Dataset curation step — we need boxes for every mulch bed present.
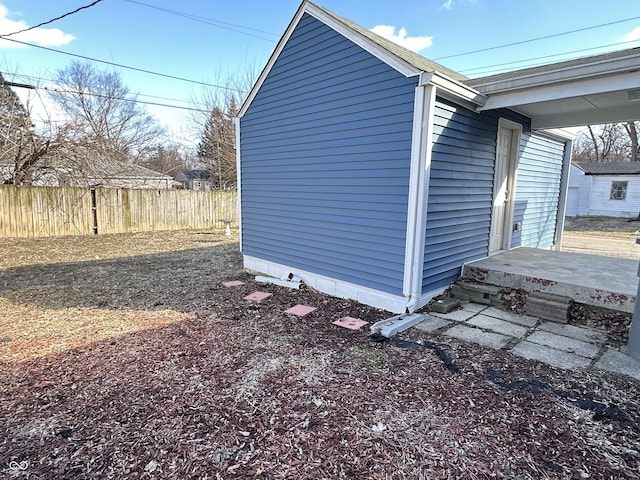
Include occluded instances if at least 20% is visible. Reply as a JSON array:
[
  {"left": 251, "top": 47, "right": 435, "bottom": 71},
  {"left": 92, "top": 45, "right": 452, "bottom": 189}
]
[{"left": 1, "top": 232, "right": 639, "bottom": 478}]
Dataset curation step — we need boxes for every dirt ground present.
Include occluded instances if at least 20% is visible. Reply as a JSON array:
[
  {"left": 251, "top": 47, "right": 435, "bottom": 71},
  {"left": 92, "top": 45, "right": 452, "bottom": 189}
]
[
  {"left": 1, "top": 228, "right": 639, "bottom": 479},
  {"left": 562, "top": 216, "right": 640, "bottom": 259}
]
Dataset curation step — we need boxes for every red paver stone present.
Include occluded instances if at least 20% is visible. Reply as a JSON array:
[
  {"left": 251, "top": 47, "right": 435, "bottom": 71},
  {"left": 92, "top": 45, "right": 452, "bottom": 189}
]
[
  {"left": 223, "top": 280, "right": 246, "bottom": 287},
  {"left": 284, "top": 304, "right": 317, "bottom": 316},
  {"left": 243, "top": 291, "right": 272, "bottom": 301},
  {"left": 333, "top": 316, "right": 368, "bottom": 330}
]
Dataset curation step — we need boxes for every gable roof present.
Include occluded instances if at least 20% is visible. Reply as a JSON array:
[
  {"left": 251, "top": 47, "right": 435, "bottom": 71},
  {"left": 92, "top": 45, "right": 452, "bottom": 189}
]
[
  {"left": 574, "top": 161, "right": 640, "bottom": 175},
  {"left": 310, "top": 3, "right": 467, "bottom": 83},
  {"left": 238, "top": 1, "right": 484, "bottom": 118}
]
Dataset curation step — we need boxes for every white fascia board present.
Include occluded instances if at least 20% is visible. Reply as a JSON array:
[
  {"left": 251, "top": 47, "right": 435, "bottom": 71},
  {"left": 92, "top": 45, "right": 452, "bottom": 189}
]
[
  {"left": 421, "top": 72, "right": 487, "bottom": 107},
  {"left": 304, "top": 3, "right": 422, "bottom": 78},
  {"left": 532, "top": 103, "right": 640, "bottom": 130},
  {"left": 472, "top": 52, "right": 640, "bottom": 94},
  {"left": 478, "top": 70, "right": 640, "bottom": 111},
  {"left": 244, "top": 255, "right": 409, "bottom": 313},
  {"left": 534, "top": 128, "right": 578, "bottom": 141}
]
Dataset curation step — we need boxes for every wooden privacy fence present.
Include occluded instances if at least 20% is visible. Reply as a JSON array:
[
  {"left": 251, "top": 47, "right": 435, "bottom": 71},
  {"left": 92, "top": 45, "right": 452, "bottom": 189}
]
[{"left": 0, "top": 185, "right": 238, "bottom": 238}]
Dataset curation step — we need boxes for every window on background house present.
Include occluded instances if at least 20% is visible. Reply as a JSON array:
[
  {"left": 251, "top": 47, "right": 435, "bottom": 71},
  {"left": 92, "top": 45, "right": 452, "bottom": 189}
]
[{"left": 610, "top": 181, "right": 628, "bottom": 200}]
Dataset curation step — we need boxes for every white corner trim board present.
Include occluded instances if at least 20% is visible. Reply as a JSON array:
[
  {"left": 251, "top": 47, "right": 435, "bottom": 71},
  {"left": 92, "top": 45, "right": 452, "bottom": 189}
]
[{"left": 244, "top": 256, "right": 413, "bottom": 314}]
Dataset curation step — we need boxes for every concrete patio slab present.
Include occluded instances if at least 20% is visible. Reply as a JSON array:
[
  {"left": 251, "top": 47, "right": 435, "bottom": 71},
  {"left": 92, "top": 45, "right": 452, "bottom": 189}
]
[
  {"left": 444, "top": 324, "right": 511, "bottom": 350},
  {"left": 511, "top": 341, "right": 592, "bottom": 369},
  {"left": 481, "top": 307, "right": 538, "bottom": 327},
  {"left": 414, "top": 315, "right": 452, "bottom": 333},
  {"left": 431, "top": 308, "right": 478, "bottom": 322},
  {"left": 538, "top": 322, "right": 608, "bottom": 344},
  {"left": 526, "top": 331, "right": 601, "bottom": 359},
  {"left": 467, "top": 314, "right": 529, "bottom": 338},
  {"left": 462, "top": 247, "right": 636, "bottom": 313},
  {"left": 596, "top": 349, "right": 640, "bottom": 381},
  {"left": 459, "top": 302, "right": 488, "bottom": 314}
]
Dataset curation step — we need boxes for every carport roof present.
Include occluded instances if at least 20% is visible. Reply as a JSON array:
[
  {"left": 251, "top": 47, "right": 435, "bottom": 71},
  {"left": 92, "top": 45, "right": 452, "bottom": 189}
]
[{"left": 467, "top": 47, "right": 640, "bottom": 129}]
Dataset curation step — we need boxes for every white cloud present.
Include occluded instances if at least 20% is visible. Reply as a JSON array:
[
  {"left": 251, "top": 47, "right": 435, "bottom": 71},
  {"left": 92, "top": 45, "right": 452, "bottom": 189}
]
[
  {"left": 370, "top": 25, "right": 433, "bottom": 52},
  {"left": 440, "top": 0, "right": 477, "bottom": 10},
  {"left": 623, "top": 26, "right": 640, "bottom": 43},
  {"left": 0, "top": 4, "right": 74, "bottom": 49}
]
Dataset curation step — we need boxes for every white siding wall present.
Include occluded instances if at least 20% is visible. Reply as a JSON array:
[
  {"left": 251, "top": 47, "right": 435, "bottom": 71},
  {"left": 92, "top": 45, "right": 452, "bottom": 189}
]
[
  {"left": 567, "top": 165, "right": 591, "bottom": 216},
  {"left": 588, "top": 175, "right": 640, "bottom": 217}
]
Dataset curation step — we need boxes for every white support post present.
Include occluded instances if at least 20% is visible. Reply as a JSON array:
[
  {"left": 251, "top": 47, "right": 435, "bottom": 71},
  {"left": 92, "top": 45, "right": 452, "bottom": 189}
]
[{"left": 403, "top": 83, "right": 436, "bottom": 311}]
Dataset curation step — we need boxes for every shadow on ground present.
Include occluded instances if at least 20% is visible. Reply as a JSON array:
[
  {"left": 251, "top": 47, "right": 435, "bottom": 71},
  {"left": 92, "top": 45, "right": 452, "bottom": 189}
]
[{"left": 0, "top": 243, "right": 243, "bottom": 313}]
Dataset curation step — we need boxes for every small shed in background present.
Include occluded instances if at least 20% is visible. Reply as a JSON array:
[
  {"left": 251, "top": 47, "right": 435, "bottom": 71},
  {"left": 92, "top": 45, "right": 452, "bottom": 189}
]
[{"left": 568, "top": 162, "right": 640, "bottom": 218}]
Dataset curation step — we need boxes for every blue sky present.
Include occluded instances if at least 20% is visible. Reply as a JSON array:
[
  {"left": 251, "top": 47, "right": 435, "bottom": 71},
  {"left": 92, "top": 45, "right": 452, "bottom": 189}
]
[{"left": 2, "top": 0, "right": 640, "bottom": 147}]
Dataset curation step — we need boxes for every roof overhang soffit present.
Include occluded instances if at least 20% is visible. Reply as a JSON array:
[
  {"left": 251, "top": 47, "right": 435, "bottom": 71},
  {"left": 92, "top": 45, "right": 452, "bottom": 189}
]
[
  {"left": 471, "top": 51, "right": 640, "bottom": 129},
  {"left": 476, "top": 70, "right": 640, "bottom": 111}
]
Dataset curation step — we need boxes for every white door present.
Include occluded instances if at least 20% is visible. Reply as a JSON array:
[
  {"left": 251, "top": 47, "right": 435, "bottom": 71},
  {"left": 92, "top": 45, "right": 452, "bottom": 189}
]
[{"left": 489, "top": 127, "right": 515, "bottom": 254}]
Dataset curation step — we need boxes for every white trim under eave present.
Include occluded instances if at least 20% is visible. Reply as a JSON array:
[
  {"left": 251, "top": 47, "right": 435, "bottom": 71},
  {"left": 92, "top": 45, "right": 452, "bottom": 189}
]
[
  {"left": 243, "top": 255, "right": 410, "bottom": 314},
  {"left": 470, "top": 50, "right": 640, "bottom": 95},
  {"left": 477, "top": 70, "right": 640, "bottom": 112},
  {"left": 421, "top": 72, "right": 487, "bottom": 108}
]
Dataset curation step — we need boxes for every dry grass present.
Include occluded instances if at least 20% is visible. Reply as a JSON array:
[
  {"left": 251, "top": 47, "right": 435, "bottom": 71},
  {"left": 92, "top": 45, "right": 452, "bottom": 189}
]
[{"left": 0, "top": 229, "right": 241, "bottom": 363}]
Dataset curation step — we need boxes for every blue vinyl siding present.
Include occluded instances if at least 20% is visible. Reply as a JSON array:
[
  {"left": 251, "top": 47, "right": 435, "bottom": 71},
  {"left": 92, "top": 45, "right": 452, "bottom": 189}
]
[
  {"left": 422, "top": 99, "right": 499, "bottom": 293},
  {"left": 511, "top": 133, "right": 566, "bottom": 249},
  {"left": 240, "top": 13, "right": 417, "bottom": 295}
]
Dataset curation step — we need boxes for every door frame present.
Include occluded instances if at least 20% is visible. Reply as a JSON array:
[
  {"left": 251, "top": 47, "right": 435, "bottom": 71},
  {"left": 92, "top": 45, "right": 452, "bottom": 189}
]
[{"left": 490, "top": 118, "right": 522, "bottom": 254}]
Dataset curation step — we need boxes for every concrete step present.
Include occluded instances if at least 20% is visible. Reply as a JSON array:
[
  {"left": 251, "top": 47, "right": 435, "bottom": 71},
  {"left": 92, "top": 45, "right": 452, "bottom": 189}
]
[
  {"left": 450, "top": 280, "right": 503, "bottom": 306},
  {"left": 525, "top": 292, "right": 572, "bottom": 324}
]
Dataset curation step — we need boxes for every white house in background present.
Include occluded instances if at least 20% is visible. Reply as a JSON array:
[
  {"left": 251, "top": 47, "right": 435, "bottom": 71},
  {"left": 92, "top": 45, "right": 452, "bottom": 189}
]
[{"left": 567, "top": 162, "right": 640, "bottom": 218}]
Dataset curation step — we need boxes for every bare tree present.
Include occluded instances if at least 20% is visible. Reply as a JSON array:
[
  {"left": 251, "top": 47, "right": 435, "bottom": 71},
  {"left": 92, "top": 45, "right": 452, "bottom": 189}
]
[
  {"left": 624, "top": 121, "right": 639, "bottom": 162},
  {"left": 573, "top": 123, "right": 634, "bottom": 163},
  {"left": 189, "top": 66, "right": 257, "bottom": 189},
  {"left": 139, "top": 144, "right": 192, "bottom": 176},
  {"left": 0, "top": 73, "right": 79, "bottom": 185},
  {"left": 48, "top": 61, "right": 165, "bottom": 163}
]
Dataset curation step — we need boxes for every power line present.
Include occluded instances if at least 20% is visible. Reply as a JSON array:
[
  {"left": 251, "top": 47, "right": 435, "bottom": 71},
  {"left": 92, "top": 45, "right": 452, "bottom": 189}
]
[
  {"left": 124, "top": 0, "right": 278, "bottom": 42},
  {"left": 0, "top": 37, "right": 249, "bottom": 94},
  {"left": 0, "top": 0, "right": 104, "bottom": 38},
  {"left": 7, "top": 72, "right": 207, "bottom": 108},
  {"left": 37, "top": 85, "right": 210, "bottom": 113},
  {"left": 433, "top": 14, "right": 640, "bottom": 61}
]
